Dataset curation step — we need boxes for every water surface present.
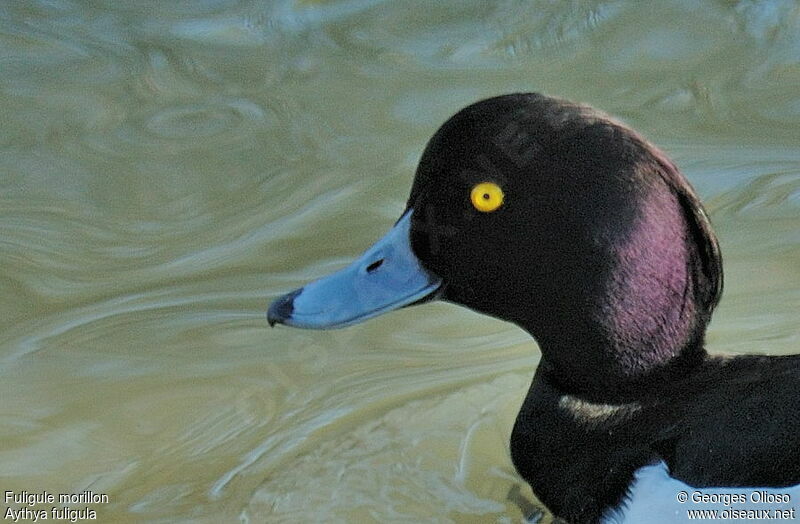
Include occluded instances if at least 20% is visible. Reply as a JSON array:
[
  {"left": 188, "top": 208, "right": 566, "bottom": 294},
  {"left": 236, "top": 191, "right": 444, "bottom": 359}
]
[{"left": 1, "top": 1, "right": 799, "bottom": 522}]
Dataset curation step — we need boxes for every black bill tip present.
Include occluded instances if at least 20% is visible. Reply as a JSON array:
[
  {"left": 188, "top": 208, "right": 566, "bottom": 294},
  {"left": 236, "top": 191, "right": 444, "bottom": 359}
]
[{"left": 267, "top": 288, "right": 302, "bottom": 327}]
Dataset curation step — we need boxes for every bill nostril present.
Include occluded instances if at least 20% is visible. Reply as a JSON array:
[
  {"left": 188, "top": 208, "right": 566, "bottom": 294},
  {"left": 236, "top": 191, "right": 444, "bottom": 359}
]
[{"left": 366, "top": 259, "right": 384, "bottom": 273}]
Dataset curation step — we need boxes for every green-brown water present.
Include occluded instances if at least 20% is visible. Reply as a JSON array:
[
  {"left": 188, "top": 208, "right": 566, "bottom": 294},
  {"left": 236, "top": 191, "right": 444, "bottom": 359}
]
[{"left": 1, "top": 1, "right": 798, "bottom": 522}]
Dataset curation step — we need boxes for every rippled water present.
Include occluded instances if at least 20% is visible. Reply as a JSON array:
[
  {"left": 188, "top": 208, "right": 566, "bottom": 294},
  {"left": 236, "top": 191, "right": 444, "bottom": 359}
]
[{"left": 1, "top": 1, "right": 798, "bottom": 522}]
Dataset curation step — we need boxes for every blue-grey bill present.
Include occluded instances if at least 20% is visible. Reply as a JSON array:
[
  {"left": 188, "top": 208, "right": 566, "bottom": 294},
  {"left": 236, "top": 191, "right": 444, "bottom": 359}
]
[{"left": 268, "top": 210, "right": 442, "bottom": 329}]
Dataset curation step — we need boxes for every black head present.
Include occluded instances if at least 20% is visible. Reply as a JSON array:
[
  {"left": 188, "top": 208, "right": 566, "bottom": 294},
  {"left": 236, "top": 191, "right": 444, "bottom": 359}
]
[
  {"left": 269, "top": 93, "right": 723, "bottom": 399},
  {"left": 405, "top": 93, "right": 722, "bottom": 396}
]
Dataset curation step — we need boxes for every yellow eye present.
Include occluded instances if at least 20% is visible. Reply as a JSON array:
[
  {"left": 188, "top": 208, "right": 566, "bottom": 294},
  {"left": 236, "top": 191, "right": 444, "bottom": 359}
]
[{"left": 470, "top": 182, "right": 504, "bottom": 213}]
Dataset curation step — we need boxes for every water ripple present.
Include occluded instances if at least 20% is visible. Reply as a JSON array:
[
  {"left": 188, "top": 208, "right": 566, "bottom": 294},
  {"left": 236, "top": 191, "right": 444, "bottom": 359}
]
[
  {"left": 87, "top": 97, "right": 273, "bottom": 157},
  {"left": 145, "top": 100, "right": 265, "bottom": 139},
  {"left": 241, "top": 373, "right": 531, "bottom": 523}
]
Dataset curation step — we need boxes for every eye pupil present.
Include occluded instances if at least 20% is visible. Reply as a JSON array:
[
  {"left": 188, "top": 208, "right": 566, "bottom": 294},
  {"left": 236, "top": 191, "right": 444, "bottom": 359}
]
[{"left": 483, "top": 193, "right": 490, "bottom": 200}]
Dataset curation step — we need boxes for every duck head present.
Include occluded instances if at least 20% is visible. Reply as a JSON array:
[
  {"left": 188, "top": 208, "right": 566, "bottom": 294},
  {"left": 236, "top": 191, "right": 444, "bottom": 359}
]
[{"left": 268, "top": 93, "right": 722, "bottom": 399}]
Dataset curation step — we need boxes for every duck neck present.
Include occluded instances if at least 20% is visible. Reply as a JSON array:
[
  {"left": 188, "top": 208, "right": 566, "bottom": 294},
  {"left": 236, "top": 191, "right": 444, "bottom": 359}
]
[
  {"left": 525, "top": 173, "right": 711, "bottom": 401},
  {"left": 535, "top": 337, "right": 708, "bottom": 402},
  {"left": 524, "top": 282, "right": 709, "bottom": 402}
]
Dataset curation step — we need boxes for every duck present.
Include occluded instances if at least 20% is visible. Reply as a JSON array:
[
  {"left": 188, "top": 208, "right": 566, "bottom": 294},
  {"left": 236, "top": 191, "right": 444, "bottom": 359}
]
[{"left": 267, "top": 93, "right": 800, "bottom": 523}]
